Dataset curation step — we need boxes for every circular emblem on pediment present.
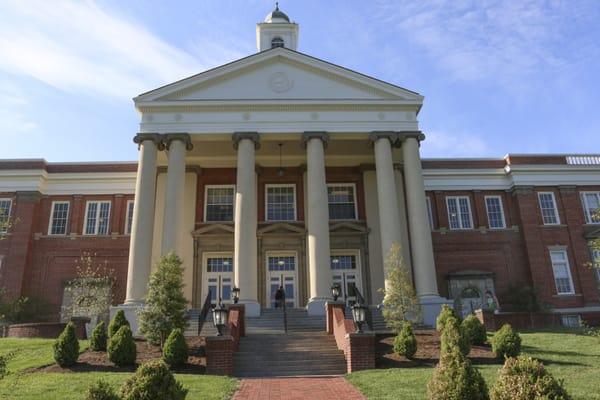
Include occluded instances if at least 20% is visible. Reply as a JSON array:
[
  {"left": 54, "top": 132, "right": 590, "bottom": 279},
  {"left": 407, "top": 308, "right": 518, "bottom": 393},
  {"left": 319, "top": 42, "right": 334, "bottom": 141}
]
[{"left": 269, "top": 71, "right": 293, "bottom": 93}]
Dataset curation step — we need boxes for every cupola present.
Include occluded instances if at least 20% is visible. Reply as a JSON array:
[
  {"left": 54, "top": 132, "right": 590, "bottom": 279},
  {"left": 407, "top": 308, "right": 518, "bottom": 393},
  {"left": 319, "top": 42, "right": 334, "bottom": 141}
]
[{"left": 256, "top": 3, "right": 299, "bottom": 52}]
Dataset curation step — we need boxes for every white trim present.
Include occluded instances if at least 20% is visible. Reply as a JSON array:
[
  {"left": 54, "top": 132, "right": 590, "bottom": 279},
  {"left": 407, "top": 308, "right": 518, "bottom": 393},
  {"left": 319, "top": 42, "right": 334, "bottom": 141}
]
[
  {"left": 446, "top": 196, "right": 473, "bottom": 230},
  {"left": 327, "top": 183, "right": 359, "bottom": 221},
  {"left": 549, "top": 248, "right": 575, "bottom": 295},
  {"left": 330, "top": 249, "right": 363, "bottom": 305},
  {"left": 204, "top": 184, "right": 235, "bottom": 223},
  {"left": 580, "top": 191, "right": 600, "bottom": 224},
  {"left": 265, "top": 183, "right": 297, "bottom": 222},
  {"left": 538, "top": 192, "right": 561, "bottom": 225},
  {"left": 484, "top": 195, "right": 506, "bottom": 229},
  {"left": 124, "top": 199, "right": 135, "bottom": 235},
  {"left": 265, "top": 250, "right": 299, "bottom": 308},
  {"left": 0, "top": 198, "right": 13, "bottom": 234},
  {"left": 202, "top": 251, "right": 235, "bottom": 304},
  {"left": 82, "top": 200, "right": 112, "bottom": 236},
  {"left": 48, "top": 201, "right": 70, "bottom": 235},
  {"left": 425, "top": 197, "right": 434, "bottom": 230}
]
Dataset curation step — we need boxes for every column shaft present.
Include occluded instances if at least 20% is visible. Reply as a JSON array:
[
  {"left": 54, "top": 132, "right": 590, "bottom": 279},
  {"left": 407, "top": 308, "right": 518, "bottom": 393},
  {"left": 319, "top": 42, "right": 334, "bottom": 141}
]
[{"left": 161, "top": 138, "right": 187, "bottom": 255}]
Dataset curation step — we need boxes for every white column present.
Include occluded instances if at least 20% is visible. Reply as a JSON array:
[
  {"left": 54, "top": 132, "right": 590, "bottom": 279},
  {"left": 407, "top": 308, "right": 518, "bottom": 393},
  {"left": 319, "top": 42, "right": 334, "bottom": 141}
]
[
  {"left": 303, "top": 132, "right": 331, "bottom": 315},
  {"left": 233, "top": 132, "right": 260, "bottom": 317},
  {"left": 371, "top": 132, "right": 404, "bottom": 288},
  {"left": 161, "top": 134, "right": 192, "bottom": 255},
  {"left": 124, "top": 134, "right": 161, "bottom": 304}
]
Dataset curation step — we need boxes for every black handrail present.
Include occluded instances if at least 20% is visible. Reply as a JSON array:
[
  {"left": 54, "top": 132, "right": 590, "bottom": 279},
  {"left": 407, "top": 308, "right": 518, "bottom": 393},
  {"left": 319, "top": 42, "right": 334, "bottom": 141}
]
[
  {"left": 197, "top": 292, "right": 212, "bottom": 335},
  {"left": 282, "top": 289, "right": 288, "bottom": 334},
  {"left": 353, "top": 287, "right": 373, "bottom": 331}
]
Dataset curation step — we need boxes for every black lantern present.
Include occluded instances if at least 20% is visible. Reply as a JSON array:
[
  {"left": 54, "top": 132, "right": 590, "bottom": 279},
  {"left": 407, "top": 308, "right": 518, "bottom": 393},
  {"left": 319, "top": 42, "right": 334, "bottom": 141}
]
[
  {"left": 331, "top": 283, "right": 341, "bottom": 301},
  {"left": 212, "top": 300, "right": 229, "bottom": 336},
  {"left": 232, "top": 287, "right": 240, "bottom": 304},
  {"left": 351, "top": 302, "right": 368, "bottom": 333}
]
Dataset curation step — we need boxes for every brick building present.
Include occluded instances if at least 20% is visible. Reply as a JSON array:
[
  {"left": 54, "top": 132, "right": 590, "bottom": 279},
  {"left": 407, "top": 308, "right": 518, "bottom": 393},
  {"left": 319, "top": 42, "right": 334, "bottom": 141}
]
[{"left": 1, "top": 6, "right": 599, "bottom": 327}]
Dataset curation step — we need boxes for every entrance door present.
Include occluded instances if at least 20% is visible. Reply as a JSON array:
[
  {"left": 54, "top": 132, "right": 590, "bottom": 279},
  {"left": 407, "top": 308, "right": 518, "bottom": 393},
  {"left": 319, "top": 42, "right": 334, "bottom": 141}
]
[
  {"left": 203, "top": 254, "right": 234, "bottom": 306},
  {"left": 331, "top": 252, "right": 362, "bottom": 306},
  {"left": 266, "top": 253, "right": 297, "bottom": 308}
]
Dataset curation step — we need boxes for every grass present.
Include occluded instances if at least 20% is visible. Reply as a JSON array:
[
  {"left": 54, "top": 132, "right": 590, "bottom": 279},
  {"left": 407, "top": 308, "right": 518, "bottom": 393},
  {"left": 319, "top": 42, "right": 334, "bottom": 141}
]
[
  {"left": 0, "top": 338, "right": 238, "bottom": 400},
  {"left": 347, "top": 329, "right": 600, "bottom": 400}
]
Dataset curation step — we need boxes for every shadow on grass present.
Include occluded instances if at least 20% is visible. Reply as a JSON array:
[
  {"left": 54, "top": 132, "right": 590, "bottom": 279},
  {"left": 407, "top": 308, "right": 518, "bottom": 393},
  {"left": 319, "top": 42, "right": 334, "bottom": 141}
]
[{"left": 522, "top": 345, "right": 597, "bottom": 359}]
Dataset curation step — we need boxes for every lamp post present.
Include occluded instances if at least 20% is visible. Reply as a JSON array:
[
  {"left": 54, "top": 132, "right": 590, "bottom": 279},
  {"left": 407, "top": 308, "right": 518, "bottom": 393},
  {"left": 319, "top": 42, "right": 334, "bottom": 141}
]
[
  {"left": 351, "top": 302, "right": 368, "bottom": 333},
  {"left": 212, "top": 299, "right": 229, "bottom": 336},
  {"left": 232, "top": 287, "right": 240, "bottom": 304},
  {"left": 331, "top": 283, "right": 341, "bottom": 301}
]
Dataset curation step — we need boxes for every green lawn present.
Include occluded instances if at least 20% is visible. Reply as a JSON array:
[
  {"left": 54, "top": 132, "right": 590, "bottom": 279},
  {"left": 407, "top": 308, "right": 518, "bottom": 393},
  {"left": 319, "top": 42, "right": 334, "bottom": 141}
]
[
  {"left": 0, "top": 338, "right": 238, "bottom": 400},
  {"left": 347, "top": 330, "right": 600, "bottom": 400}
]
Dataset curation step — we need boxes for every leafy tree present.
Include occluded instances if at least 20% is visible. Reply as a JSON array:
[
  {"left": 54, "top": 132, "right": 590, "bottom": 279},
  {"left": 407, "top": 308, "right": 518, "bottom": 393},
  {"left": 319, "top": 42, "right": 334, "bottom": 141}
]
[
  {"left": 108, "top": 309, "right": 130, "bottom": 338},
  {"left": 394, "top": 321, "right": 417, "bottom": 359},
  {"left": 588, "top": 210, "right": 600, "bottom": 270},
  {"left": 108, "top": 325, "right": 136, "bottom": 366},
  {"left": 120, "top": 360, "right": 188, "bottom": 400},
  {"left": 491, "top": 324, "right": 521, "bottom": 359},
  {"left": 381, "top": 243, "right": 421, "bottom": 331},
  {"left": 90, "top": 321, "right": 108, "bottom": 351},
  {"left": 163, "top": 328, "right": 188, "bottom": 367},
  {"left": 0, "top": 288, "right": 49, "bottom": 323},
  {"left": 53, "top": 322, "right": 80, "bottom": 367},
  {"left": 462, "top": 314, "right": 487, "bottom": 345},
  {"left": 138, "top": 253, "right": 188, "bottom": 347},
  {"left": 441, "top": 315, "right": 471, "bottom": 357},
  {"left": 437, "top": 304, "right": 460, "bottom": 332}
]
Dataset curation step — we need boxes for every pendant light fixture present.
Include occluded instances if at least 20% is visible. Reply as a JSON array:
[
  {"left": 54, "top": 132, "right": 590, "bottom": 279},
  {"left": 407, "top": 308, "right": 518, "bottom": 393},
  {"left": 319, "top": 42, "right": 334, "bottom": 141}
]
[{"left": 277, "top": 143, "right": 285, "bottom": 177}]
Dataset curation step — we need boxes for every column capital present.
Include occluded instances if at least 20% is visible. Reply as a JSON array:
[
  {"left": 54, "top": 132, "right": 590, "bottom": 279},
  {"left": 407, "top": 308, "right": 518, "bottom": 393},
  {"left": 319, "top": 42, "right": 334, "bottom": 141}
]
[
  {"left": 164, "top": 133, "right": 193, "bottom": 151},
  {"left": 301, "top": 131, "right": 329, "bottom": 149},
  {"left": 133, "top": 133, "right": 165, "bottom": 150},
  {"left": 369, "top": 131, "right": 396, "bottom": 146},
  {"left": 232, "top": 132, "right": 260, "bottom": 150},
  {"left": 396, "top": 130, "right": 426, "bottom": 144}
]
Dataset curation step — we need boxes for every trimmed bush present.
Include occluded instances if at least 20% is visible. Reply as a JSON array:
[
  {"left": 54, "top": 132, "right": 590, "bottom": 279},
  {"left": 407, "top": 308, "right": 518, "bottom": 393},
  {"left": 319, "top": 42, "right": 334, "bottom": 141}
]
[
  {"left": 394, "top": 322, "right": 417, "bottom": 359},
  {"left": 441, "top": 316, "right": 471, "bottom": 357},
  {"left": 90, "top": 321, "right": 108, "bottom": 351},
  {"left": 163, "top": 328, "right": 188, "bottom": 367},
  {"left": 462, "top": 314, "right": 487, "bottom": 345},
  {"left": 53, "top": 322, "right": 79, "bottom": 367},
  {"left": 108, "top": 310, "right": 130, "bottom": 338},
  {"left": 108, "top": 325, "right": 137, "bottom": 366},
  {"left": 436, "top": 304, "right": 460, "bottom": 332},
  {"left": 85, "top": 379, "right": 119, "bottom": 400},
  {"left": 490, "top": 356, "right": 571, "bottom": 400},
  {"left": 120, "top": 360, "right": 188, "bottom": 400},
  {"left": 428, "top": 344, "right": 489, "bottom": 400},
  {"left": 491, "top": 324, "right": 521, "bottom": 359}
]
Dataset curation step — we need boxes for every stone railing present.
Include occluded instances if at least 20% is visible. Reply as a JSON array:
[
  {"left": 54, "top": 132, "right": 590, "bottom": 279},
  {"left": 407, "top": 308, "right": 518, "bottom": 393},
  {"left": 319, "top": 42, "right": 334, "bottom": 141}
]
[
  {"left": 205, "top": 304, "right": 245, "bottom": 376},
  {"left": 565, "top": 155, "right": 600, "bottom": 165}
]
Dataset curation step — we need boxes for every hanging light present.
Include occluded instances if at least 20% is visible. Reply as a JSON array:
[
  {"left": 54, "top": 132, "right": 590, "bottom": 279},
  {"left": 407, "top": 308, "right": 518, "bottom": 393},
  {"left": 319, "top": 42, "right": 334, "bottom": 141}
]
[
  {"left": 212, "top": 298, "right": 229, "bottom": 336},
  {"left": 277, "top": 143, "right": 284, "bottom": 177},
  {"left": 331, "top": 283, "right": 341, "bottom": 301},
  {"left": 351, "top": 302, "right": 368, "bottom": 333},
  {"left": 232, "top": 287, "right": 240, "bottom": 304}
]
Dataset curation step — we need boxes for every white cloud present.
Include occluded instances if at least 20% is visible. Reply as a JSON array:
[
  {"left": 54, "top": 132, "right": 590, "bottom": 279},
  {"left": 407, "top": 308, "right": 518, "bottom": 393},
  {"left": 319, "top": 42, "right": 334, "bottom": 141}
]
[
  {"left": 421, "top": 130, "right": 490, "bottom": 157},
  {"left": 0, "top": 81, "right": 39, "bottom": 133}
]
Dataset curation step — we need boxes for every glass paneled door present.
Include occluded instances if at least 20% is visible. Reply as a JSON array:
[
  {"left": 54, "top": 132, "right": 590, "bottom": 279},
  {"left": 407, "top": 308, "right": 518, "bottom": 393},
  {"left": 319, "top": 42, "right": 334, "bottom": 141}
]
[
  {"left": 266, "top": 253, "right": 297, "bottom": 308},
  {"left": 331, "top": 252, "right": 362, "bottom": 306},
  {"left": 203, "top": 254, "right": 234, "bottom": 306}
]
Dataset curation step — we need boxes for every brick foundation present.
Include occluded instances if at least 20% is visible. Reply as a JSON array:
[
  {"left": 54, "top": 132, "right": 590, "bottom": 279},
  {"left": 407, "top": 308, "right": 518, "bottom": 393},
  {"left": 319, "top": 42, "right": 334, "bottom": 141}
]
[{"left": 205, "top": 335, "right": 234, "bottom": 375}]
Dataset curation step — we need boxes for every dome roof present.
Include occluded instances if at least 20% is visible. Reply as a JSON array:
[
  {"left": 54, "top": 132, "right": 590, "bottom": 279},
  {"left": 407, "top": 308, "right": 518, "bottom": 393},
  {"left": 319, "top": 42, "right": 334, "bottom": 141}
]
[{"left": 264, "top": 3, "right": 290, "bottom": 23}]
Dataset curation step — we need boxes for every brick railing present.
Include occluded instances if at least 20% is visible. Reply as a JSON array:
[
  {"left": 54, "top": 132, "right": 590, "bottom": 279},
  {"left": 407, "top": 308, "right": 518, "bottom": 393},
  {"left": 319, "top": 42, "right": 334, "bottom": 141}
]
[
  {"left": 205, "top": 304, "right": 245, "bottom": 375},
  {"left": 326, "top": 301, "right": 375, "bottom": 373}
]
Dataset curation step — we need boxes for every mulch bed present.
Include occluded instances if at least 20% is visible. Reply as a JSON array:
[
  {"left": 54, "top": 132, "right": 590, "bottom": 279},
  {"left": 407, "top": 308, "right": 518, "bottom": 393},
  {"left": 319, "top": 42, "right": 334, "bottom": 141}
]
[
  {"left": 376, "top": 330, "right": 498, "bottom": 368},
  {"left": 37, "top": 337, "right": 206, "bottom": 374}
]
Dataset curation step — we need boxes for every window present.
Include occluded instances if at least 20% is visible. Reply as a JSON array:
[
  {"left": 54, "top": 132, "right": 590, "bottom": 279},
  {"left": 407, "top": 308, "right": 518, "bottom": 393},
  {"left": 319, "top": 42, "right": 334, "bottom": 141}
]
[
  {"left": 206, "top": 257, "right": 233, "bottom": 272},
  {"left": 271, "top": 36, "right": 284, "bottom": 48},
  {"left": 327, "top": 184, "right": 357, "bottom": 220},
  {"left": 0, "top": 198, "right": 12, "bottom": 234},
  {"left": 446, "top": 196, "right": 473, "bottom": 230},
  {"left": 561, "top": 315, "right": 581, "bottom": 328},
  {"left": 549, "top": 249, "right": 574, "bottom": 295},
  {"left": 125, "top": 200, "right": 134, "bottom": 234},
  {"left": 83, "top": 201, "right": 111, "bottom": 235},
  {"left": 205, "top": 186, "right": 235, "bottom": 222},
  {"left": 538, "top": 192, "right": 560, "bottom": 225},
  {"left": 485, "top": 196, "right": 506, "bottom": 229},
  {"left": 581, "top": 192, "right": 600, "bottom": 224},
  {"left": 330, "top": 254, "right": 357, "bottom": 270},
  {"left": 266, "top": 185, "right": 296, "bottom": 221},
  {"left": 48, "top": 201, "right": 70, "bottom": 235},
  {"left": 268, "top": 256, "right": 296, "bottom": 271},
  {"left": 426, "top": 197, "right": 434, "bottom": 230}
]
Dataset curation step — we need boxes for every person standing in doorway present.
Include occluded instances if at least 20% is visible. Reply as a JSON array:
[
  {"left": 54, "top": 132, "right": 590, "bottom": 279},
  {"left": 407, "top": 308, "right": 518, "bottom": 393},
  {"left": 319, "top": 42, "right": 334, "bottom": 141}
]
[{"left": 275, "top": 285, "right": 285, "bottom": 308}]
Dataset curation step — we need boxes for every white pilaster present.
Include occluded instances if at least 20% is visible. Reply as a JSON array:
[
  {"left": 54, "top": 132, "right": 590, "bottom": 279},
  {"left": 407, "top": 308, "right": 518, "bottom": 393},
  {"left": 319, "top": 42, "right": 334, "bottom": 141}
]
[
  {"left": 303, "top": 132, "right": 331, "bottom": 315},
  {"left": 233, "top": 132, "right": 260, "bottom": 317}
]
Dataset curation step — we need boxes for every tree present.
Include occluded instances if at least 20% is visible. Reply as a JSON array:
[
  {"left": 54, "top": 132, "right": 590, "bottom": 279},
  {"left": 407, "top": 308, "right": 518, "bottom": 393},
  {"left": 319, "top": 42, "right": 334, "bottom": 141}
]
[
  {"left": 588, "top": 210, "right": 599, "bottom": 270},
  {"left": 53, "top": 322, "right": 80, "bottom": 367},
  {"left": 138, "top": 253, "right": 188, "bottom": 347},
  {"left": 108, "top": 309, "right": 130, "bottom": 338},
  {"left": 381, "top": 243, "right": 421, "bottom": 331}
]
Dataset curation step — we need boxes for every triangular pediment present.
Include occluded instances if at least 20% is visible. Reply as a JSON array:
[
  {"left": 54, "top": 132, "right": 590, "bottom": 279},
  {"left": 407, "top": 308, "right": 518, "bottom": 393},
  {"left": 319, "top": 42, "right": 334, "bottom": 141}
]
[
  {"left": 192, "top": 223, "right": 235, "bottom": 236},
  {"left": 257, "top": 222, "right": 306, "bottom": 235},
  {"left": 135, "top": 48, "right": 422, "bottom": 104},
  {"left": 329, "top": 221, "right": 369, "bottom": 234}
]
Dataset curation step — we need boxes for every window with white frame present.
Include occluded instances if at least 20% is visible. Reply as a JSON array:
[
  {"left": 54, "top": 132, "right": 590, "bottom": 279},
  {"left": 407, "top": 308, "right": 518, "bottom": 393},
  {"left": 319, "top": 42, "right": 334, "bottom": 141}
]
[
  {"left": 446, "top": 196, "right": 473, "bottom": 230},
  {"left": 83, "top": 201, "right": 111, "bottom": 235},
  {"left": 538, "top": 192, "right": 560, "bottom": 225},
  {"left": 0, "top": 198, "right": 12, "bottom": 234},
  {"left": 549, "top": 249, "right": 574, "bottom": 295},
  {"left": 205, "top": 186, "right": 235, "bottom": 222},
  {"left": 48, "top": 201, "right": 70, "bottom": 235},
  {"left": 426, "top": 197, "right": 434, "bottom": 230},
  {"left": 561, "top": 314, "right": 581, "bottom": 328},
  {"left": 125, "top": 200, "right": 134, "bottom": 234},
  {"left": 266, "top": 185, "right": 296, "bottom": 221},
  {"left": 485, "top": 196, "right": 506, "bottom": 229},
  {"left": 327, "top": 184, "right": 357, "bottom": 220},
  {"left": 581, "top": 192, "right": 600, "bottom": 224}
]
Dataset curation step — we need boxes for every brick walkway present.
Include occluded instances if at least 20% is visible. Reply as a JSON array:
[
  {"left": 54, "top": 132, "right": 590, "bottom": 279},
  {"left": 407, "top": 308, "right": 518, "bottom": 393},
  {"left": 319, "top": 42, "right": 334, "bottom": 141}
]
[{"left": 232, "top": 377, "right": 366, "bottom": 400}]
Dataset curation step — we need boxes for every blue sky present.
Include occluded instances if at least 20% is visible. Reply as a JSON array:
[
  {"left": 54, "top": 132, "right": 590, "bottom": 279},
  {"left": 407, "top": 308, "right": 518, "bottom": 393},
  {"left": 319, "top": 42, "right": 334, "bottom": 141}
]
[{"left": 1, "top": 0, "right": 599, "bottom": 162}]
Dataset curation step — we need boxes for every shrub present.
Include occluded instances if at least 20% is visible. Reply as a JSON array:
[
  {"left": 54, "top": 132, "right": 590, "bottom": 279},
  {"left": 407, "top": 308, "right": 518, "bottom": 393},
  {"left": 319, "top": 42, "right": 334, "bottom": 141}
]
[
  {"left": 0, "top": 355, "right": 6, "bottom": 380},
  {"left": 428, "top": 345, "right": 489, "bottom": 400},
  {"left": 490, "top": 356, "right": 571, "bottom": 400},
  {"left": 436, "top": 304, "right": 460, "bottom": 332},
  {"left": 462, "top": 314, "right": 487, "bottom": 345},
  {"left": 90, "top": 321, "right": 108, "bottom": 351},
  {"left": 393, "top": 322, "right": 417, "bottom": 359},
  {"left": 163, "top": 328, "right": 188, "bottom": 367},
  {"left": 108, "top": 325, "right": 137, "bottom": 366},
  {"left": 53, "top": 322, "right": 79, "bottom": 367},
  {"left": 120, "top": 360, "right": 188, "bottom": 400},
  {"left": 491, "top": 324, "right": 521, "bottom": 359},
  {"left": 85, "top": 379, "right": 119, "bottom": 400},
  {"left": 108, "top": 310, "right": 130, "bottom": 338},
  {"left": 441, "top": 316, "right": 470, "bottom": 357}
]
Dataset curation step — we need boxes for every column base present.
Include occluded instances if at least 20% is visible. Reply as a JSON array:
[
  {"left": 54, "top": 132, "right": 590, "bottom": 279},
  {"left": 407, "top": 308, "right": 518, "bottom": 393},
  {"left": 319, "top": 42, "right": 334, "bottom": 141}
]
[
  {"left": 307, "top": 298, "right": 329, "bottom": 316},
  {"left": 419, "top": 295, "right": 453, "bottom": 328},
  {"left": 110, "top": 303, "right": 143, "bottom": 337},
  {"left": 239, "top": 300, "right": 260, "bottom": 317}
]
